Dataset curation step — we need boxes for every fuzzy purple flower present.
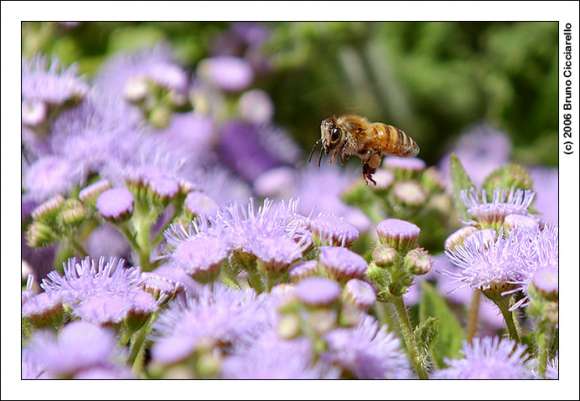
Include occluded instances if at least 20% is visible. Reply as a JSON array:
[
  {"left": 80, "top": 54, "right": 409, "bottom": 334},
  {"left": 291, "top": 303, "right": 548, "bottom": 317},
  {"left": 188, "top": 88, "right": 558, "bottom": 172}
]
[
  {"left": 319, "top": 246, "right": 367, "bottom": 281},
  {"left": 344, "top": 279, "right": 376, "bottom": 311},
  {"left": 41, "top": 257, "right": 155, "bottom": 325},
  {"left": 24, "top": 321, "right": 122, "bottom": 378},
  {"left": 238, "top": 89, "right": 274, "bottom": 124},
  {"left": 289, "top": 260, "right": 319, "bottom": 282},
  {"left": 376, "top": 218, "right": 420, "bottom": 251},
  {"left": 432, "top": 337, "right": 534, "bottom": 379},
  {"left": 323, "top": 316, "right": 411, "bottom": 379},
  {"left": 24, "top": 156, "right": 80, "bottom": 202},
  {"left": 461, "top": 188, "right": 535, "bottom": 225},
  {"left": 170, "top": 235, "right": 229, "bottom": 281},
  {"left": 383, "top": 156, "right": 426, "bottom": 172},
  {"left": 253, "top": 167, "right": 297, "bottom": 198},
  {"left": 222, "top": 333, "right": 337, "bottom": 379},
  {"left": 185, "top": 191, "right": 219, "bottom": 217},
  {"left": 295, "top": 277, "right": 341, "bottom": 306},
  {"left": 197, "top": 56, "right": 254, "bottom": 92},
  {"left": 22, "top": 56, "right": 88, "bottom": 107},
  {"left": 529, "top": 167, "right": 558, "bottom": 224},
  {"left": 151, "top": 285, "right": 271, "bottom": 365}
]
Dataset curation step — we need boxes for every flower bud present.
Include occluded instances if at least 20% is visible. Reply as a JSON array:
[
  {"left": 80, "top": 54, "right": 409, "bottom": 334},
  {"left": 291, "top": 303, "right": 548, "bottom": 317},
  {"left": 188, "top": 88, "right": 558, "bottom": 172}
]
[
  {"left": 421, "top": 167, "right": 445, "bottom": 193},
  {"left": 372, "top": 245, "right": 398, "bottom": 268},
  {"left": 96, "top": 188, "right": 134, "bottom": 223},
  {"left": 383, "top": 156, "right": 426, "bottom": 179},
  {"left": 26, "top": 221, "right": 59, "bottom": 247},
  {"left": 31, "top": 195, "right": 65, "bottom": 222},
  {"left": 147, "top": 176, "right": 180, "bottom": 205},
  {"left": 371, "top": 169, "right": 394, "bottom": 190},
  {"left": 295, "top": 277, "right": 340, "bottom": 307},
  {"left": 196, "top": 351, "right": 222, "bottom": 379},
  {"left": 22, "top": 292, "right": 64, "bottom": 328},
  {"left": 444, "top": 226, "right": 478, "bottom": 251},
  {"left": 319, "top": 246, "right": 367, "bottom": 282},
  {"left": 531, "top": 266, "right": 558, "bottom": 302},
  {"left": 79, "top": 179, "right": 111, "bottom": 205},
  {"left": 277, "top": 314, "right": 301, "bottom": 339},
  {"left": 392, "top": 180, "right": 426, "bottom": 207},
  {"left": 289, "top": 260, "right": 319, "bottom": 283},
  {"left": 22, "top": 99, "right": 47, "bottom": 127},
  {"left": 343, "top": 279, "right": 376, "bottom": 311},
  {"left": 124, "top": 76, "right": 148, "bottom": 103},
  {"left": 483, "top": 163, "right": 533, "bottom": 194},
  {"left": 376, "top": 218, "right": 420, "bottom": 252},
  {"left": 185, "top": 191, "right": 218, "bottom": 218},
  {"left": 149, "top": 106, "right": 172, "bottom": 129},
  {"left": 59, "top": 199, "right": 86, "bottom": 227},
  {"left": 403, "top": 248, "right": 432, "bottom": 275}
]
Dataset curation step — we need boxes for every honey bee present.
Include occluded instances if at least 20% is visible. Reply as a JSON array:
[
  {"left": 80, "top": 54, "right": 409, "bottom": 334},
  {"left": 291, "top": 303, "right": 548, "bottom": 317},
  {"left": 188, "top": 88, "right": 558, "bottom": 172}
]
[{"left": 309, "top": 114, "right": 420, "bottom": 185}]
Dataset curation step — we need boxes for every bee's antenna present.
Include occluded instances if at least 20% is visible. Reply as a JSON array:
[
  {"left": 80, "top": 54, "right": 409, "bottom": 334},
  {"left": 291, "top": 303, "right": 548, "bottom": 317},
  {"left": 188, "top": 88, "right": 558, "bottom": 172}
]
[{"left": 307, "top": 140, "right": 320, "bottom": 163}]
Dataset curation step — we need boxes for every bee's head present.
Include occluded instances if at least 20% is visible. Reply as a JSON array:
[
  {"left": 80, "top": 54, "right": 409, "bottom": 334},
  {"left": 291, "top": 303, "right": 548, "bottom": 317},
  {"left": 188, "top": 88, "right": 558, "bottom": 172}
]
[{"left": 320, "top": 117, "right": 343, "bottom": 155}]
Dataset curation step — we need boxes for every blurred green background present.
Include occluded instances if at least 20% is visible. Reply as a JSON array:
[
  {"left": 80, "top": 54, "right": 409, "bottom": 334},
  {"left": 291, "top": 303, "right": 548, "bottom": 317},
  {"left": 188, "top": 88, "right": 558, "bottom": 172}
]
[{"left": 23, "top": 21, "right": 558, "bottom": 166}]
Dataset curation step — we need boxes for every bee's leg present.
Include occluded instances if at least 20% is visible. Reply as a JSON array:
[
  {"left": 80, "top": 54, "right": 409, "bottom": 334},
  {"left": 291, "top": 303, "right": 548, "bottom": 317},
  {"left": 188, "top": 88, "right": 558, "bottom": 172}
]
[
  {"left": 362, "top": 163, "right": 377, "bottom": 186},
  {"left": 362, "top": 153, "right": 381, "bottom": 186}
]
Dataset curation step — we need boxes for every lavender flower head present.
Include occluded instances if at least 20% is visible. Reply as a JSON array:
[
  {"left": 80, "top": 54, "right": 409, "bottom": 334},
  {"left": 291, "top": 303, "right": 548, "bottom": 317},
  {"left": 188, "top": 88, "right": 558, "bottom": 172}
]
[
  {"left": 24, "top": 156, "right": 79, "bottom": 202},
  {"left": 24, "top": 321, "right": 120, "bottom": 378},
  {"left": 307, "top": 213, "right": 359, "bottom": 246},
  {"left": 432, "top": 337, "right": 534, "bottom": 379},
  {"left": 319, "top": 246, "right": 367, "bottom": 281},
  {"left": 22, "top": 291, "right": 63, "bottom": 326},
  {"left": 222, "top": 333, "right": 337, "bottom": 379},
  {"left": 253, "top": 167, "right": 297, "bottom": 199},
  {"left": 22, "top": 56, "right": 88, "bottom": 108},
  {"left": 461, "top": 188, "right": 535, "bottom": 225},
  {"left": 529, "top": 167, "right": 558, "bottom": 224},
  {"left": 185, "top": 191, "right": 219, "bottom": 217},
  {"left": 384, "top": 156, "right": 426, "bottom": 172},
  {"left": 289, "top": 260, "right": 319, "bottom": 282},
  {"left": 323, "top": 316, "right": 411, "bottom": 379},
  {"left": 197, "top": 56, "right": 254, "bottom": 92},
  {"left": 545, "top": 357, "right": 558, "bottom": 379},
  {"left": 295, "top": 277, "right": 341, "bottom": 306},
  {"left": 170, "top": 234, "right": 229, "bottom": 281},
  {"left": 247, "top": 235, "right": 305, "bottom": 271},
  {"left": 41, "top": 257, "right": 154, "bottom": 325},
  {"left": 530, "top": 265, "right": 558, "bottom": 299},
  {"left": 151, "top": 285, "right": 270, "bottom": 365},
  {"left": 238, "top": 89, "right": 274, "bottom": 125}
]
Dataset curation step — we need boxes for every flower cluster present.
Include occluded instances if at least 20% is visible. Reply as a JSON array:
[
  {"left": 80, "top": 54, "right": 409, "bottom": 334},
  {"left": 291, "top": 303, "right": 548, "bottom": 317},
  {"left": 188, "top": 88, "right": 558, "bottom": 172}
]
[{"left": 21, "top": 23, "right": 558, "bottom": 381}]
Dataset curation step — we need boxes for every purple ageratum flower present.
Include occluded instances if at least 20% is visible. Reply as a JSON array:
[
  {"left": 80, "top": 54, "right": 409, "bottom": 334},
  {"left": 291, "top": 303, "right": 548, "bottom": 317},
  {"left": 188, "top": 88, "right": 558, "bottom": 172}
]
[
  {"left": 439, "top": 124, "right": 512, "bottom": 187},
  {"left": 307, "top": 213, "right": 359, "bottom": 246},
  {"left": 185, "top": 191, "right": 219, "bottom": 217},
  {"left": 96, "top": 187, "right": 134, "bottom": 221},
  {"left": 149, "top": 264, "right": 201, "bottom": 295},
  {"left": 197, "top": 56, "right": 254, "bottom": 92},
  {"left": 238, "top": 89, "right": 274, "bottom": 125},
  {"left": 531, "top": 265, "right": 558, "bottom": 297},
  {"left": 246, "top": 236, "right": 305, "bottom": 271},
  {"left": 22, "top": 292, "right": 63, "bottom": 325},
  {"left": 323, "top": 316, "right": 411, "bottom": 379},
  {"left": 86, "top": 224, "right": 130, "bottom": 258},
  {"left": 211, "top": 198, "right": 309, "bottom": 254},
  {"left": 22, "top": 99, "right": 47, "bottom": 127},
  {"left": 445, "top": 229, "right": 527, "bottom": 295},
  {"left": 530, "top": 167, "right": 557, "bottom": 224},
  {"left": 74, "top": 365, "right": 133, "bottom": 379},
  {"left": 22, "top": 350, "right": 51, "bottom": 379},
  {"left": 319, "top": 246, "right": 367, "bottom": 281},
  {"left": 295, "top": 277, "right": 341, "bottom": 306},
  {"left": 253, "top": 167, "right": 297, "bottom": 199},
  {"left": 432, "top": 337, "right": 534, "bottom": 379},
  {"left": 22, "top": 56, "right": 88, "bottom": 106},
  {"left": 23, "top": 156, "right": 80, "bottom": 202},
  {"left": 151, "top": 285, "right": 270, "bottom": 365},
  {"left": 222, "top": 333, "right": 337, "bottom": 379},
  {"left": 41, "top": 257, "right": 152, "bottom": 325},
  {"left": 344, "top": 279, "right": 376, "bottom": 310},
  {"left": 24, "top": 321, "right": 121, "bottom": 378},
  {"left": 155, "top": 112, "right": 216, "bottom": 164},
  {"left": 255, "top": 125, "right": 302, "bottom": 165},
  {"left": 94, "top": 44, "right": 178, "bottom": 98},
  {"left": 460, "top": 188, "right": 535, "bottom": 224},
  {"left": 383, "top": 156, "right": 426, "bottom": 172},
  {"left": 170, "top": 235, "right": 229, "bottom": 279},
  {"left": 218, "top": 120, "right": 281, "bottom": 181}
]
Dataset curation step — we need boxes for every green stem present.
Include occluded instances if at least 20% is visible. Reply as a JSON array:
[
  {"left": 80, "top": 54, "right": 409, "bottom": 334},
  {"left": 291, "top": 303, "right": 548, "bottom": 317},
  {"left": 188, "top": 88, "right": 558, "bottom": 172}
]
[
  {"left": 391, "top": 295, "right": 428, "bottom": 379},
  {"left": 537, "top": 330, "right": 548, "bottom": 378},
  {"left": 128, "top": 313, "right": 156, "bottom": 375},
  {"left": 492, "top": 296, "right": 521, "bottom": 342},
  {"left": 466, "top": 290, "right": 481, "bottom": 343}
]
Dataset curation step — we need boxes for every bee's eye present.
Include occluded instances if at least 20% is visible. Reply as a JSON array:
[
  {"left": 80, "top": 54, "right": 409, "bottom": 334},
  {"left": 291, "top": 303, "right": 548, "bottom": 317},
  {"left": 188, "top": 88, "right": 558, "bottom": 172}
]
[{"left": 330, "top": 128, "right": 341, "bottom": 142}]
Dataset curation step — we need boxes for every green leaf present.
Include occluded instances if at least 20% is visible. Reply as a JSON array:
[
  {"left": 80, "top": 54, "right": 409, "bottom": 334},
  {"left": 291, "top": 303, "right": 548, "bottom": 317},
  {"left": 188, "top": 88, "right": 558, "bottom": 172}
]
[
  {"left": 449, "top": 153, "right": 475, "bottom": 220},
  {"left": 414, "top": 316, "right": 438, "bottom": 350},
  {"left": 419, "top": 281, "right": 465, "bottom": 368}
]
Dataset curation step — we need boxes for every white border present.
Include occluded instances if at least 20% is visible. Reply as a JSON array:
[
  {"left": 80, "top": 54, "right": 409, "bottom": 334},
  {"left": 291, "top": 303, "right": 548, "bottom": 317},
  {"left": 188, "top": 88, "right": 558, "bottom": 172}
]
[{"left": 2, "top": 1, "right": 579, "bottom": 400}]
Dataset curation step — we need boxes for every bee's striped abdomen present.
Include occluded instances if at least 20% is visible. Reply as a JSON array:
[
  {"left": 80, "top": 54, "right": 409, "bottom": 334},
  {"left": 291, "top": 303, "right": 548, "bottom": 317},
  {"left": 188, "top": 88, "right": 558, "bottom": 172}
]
[{"left": 372, "top": 123, "right": 420, "bottom": 157}]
